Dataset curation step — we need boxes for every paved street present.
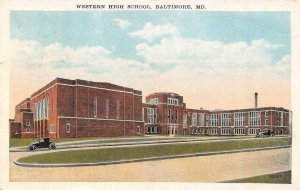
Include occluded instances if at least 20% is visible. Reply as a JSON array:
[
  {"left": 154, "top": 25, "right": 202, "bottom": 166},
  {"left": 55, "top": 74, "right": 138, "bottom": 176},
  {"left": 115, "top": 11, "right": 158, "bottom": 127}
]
[{"left": 10, "top": 147, "right": 291, "bottom": 182}]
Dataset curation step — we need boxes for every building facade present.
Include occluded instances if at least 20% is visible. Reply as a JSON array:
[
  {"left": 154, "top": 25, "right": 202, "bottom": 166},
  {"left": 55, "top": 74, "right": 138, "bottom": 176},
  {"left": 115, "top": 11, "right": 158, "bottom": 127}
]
[
  {"left": 143, "top": 92, "right": 291, "bottom": 136},
  {"left": 10, "top": 78, "right": 291, "bottom": 138},
  {"left": 143, "top": 92, "right": 185, "bottom": 136},
  {"left": 10, "top": 78, "right": 144, "bottom": 138}
]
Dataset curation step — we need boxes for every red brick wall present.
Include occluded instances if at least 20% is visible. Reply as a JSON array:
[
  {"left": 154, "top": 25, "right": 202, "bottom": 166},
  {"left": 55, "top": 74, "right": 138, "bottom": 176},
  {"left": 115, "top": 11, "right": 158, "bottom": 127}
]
[
  {"left": 57, "top": 85, "right": 75, "bottom": 117},
  {"left": 9, "top": 121, "right": 21, "bottom": 138},
  {"left": 21, "top": 112, "right": 34, "bottom": 138}
]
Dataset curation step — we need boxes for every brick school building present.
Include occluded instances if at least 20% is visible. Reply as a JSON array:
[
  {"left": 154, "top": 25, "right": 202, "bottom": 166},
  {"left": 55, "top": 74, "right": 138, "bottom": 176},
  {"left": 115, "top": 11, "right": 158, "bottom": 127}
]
[{"left": 10, "top": 78, "right": 291, "bottom": 139}]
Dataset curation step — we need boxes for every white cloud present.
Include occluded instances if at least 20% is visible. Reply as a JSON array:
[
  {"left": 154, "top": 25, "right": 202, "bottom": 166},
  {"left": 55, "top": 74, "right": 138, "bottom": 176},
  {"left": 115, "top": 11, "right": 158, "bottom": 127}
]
[
  {"left": 129, "top": 22, "right": 178, "bottom": 42},
  {"left": 133, "top": 36, "right": 290, "bottom": 110},
  {"left": 9, "top": 38, "right": 290, "bottom": 118},
  {"left": 114, "top": 18, "right": 131, "bottom": 29},
  {"left": 135, "top": 37, "right": 283, "bottom": 70}
]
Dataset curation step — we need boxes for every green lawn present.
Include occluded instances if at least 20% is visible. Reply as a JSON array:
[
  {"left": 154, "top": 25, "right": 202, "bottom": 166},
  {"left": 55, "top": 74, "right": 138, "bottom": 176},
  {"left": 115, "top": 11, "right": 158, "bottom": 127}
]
[
  {"left": 17, "top": 137, "right": 291, "bottom": 164},
  {"left": 225, "top": 170, "right": 291, "bottom": 184},
  {"left": 71, "top": 136, "right": 210, "bottom": 145}
]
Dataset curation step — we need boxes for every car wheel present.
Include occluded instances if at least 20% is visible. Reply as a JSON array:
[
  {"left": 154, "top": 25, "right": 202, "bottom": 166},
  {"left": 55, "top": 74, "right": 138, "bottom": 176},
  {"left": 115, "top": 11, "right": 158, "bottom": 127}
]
[
  {"left": 28, "top": 145, "right": 36, "bottom": 151},
  {"left": 49, "top": 143, "right": 56, "bottom": 150}
]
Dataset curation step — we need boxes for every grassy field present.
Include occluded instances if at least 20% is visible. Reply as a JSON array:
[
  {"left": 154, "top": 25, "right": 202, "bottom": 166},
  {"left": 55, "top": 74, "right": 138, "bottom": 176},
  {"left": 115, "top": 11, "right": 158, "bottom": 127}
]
[
  {"left": 225, "top": 170, "right": 291, "bottom": 184},
  {"left": 18, "top": 137, "right": 291, "bottom": 164}
]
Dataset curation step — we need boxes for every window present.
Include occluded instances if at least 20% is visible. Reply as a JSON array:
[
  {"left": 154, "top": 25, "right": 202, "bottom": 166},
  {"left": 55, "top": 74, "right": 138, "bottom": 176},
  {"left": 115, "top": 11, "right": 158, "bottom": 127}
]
[
  {"left": 66, "top": 123, "right": 70, "bottom": 133},
  {"left": 199, "top": 114, "right": 205, "bottom": 127},
  {"left": 36, "top": 98, "right": 50, "bottom": 120},
  {"left": 43, "top": 98, "right": 46, "bottom": 118},
  {"left": 280, "top": 112, "right": 284, "bottom": 126},
  {"left": 192, "top": 113, "right": 197, "bottom": 126},
  {"left": 38, "top": 101, "right": 41, "bottom": 120},
  {"left": 205, "top": 114, "right": 210, "bottom": 126},
  {"left": 265, "top": 111, "right": 269, "bottom": 117},
  {"left": 167, "top": 98, "right": 178, "bottom": 105},
  {"left": 265, "top": 118, "right": 269, "bottom": 126},
  {"left": 249, "top": 128, "right": 260, "bottom": 135},
  {"left": 209, "top": 128, "right": 218, "bottom": 135},
  {"left": 234, "top": 128, "right": 245, "bottom": 135},
  {"left": 148, "top": 98, "right": 158, "bottom": 105},
  {"left": 168, "top": 109, "right": 177, "bottom": 124},
  {"left": 154, "top": 126, "right": 157, "bottom": 133},
  {"left": 105, "top": 99, "right": 109, "bottom": 118},
  {"left": 221, "top": 128, "right": 231, "bottom": 135},
  {"left": 25, "top": 128, "right": 30, "bottom": 133},
  {"left": 137, "top": 126, "right": 140, "bottom": 133},
  {"left": 147, "top": 108, "right": 155, "bottom": 124},
  {"left": 116, "top": 100, "right": 120, "bottom": 119},
  {"left": 234, "top": 112, "right": 245, "bottom": 126},
  {"left": 221, "top": 113, "right": 230, "bottom": 127},
  {"left": 41, "top": 99, "right": 44, "bottom": 119},
  {"left": 50, "top": 124, "right": 55, "bottom": 133},
  {"left": 45, "top": 97, "right": 49, "bottom": 118},
  {"left": 34, "top": 103, "right": 37, "bottom": 120},
  {"left": 210, "top": 114, "right": 218, "bottom": 127},
  {"left": 25, "top": 120, "right": 30, "bottom": 126},
  {"left": 249, "top": 111, "right": 261, "bottom": 126},
  {"left": 93, "top": 97, "right": 97, "bottom": 117},
  {"left": 183, "top": 114, "right": 187, "bottom": 128}
]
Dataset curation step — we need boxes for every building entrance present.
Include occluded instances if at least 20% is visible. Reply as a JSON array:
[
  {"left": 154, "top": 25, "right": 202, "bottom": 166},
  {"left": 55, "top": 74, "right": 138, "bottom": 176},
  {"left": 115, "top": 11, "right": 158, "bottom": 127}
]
[{"left": 168, "top": 125, "right": 178, "bottom": 136}]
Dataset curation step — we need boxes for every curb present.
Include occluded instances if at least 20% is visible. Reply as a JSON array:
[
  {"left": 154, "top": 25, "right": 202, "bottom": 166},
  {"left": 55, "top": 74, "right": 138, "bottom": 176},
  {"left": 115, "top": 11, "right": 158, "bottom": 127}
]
[
  {"left": 14, "top": 145, "right": 291, "bottom": 168},
  {"left": 11, "top": 136, "right": 282, "bottom": 152}
]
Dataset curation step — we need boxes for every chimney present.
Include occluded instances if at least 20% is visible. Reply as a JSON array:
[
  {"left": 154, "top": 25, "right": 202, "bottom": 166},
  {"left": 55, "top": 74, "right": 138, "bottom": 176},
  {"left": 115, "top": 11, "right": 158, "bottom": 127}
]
[{"left": 255, "top": 92, "right": 258, "bottom": 108}]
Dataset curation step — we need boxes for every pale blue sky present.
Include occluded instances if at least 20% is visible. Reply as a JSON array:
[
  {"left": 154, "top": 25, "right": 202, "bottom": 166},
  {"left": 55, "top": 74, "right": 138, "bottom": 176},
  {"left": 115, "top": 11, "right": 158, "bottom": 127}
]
[
  {"left": 11, "top": 11, "right": 290, "bottom": 62},
  {"left": 9, "top": 11, "right": 291, "bottom": 114}
]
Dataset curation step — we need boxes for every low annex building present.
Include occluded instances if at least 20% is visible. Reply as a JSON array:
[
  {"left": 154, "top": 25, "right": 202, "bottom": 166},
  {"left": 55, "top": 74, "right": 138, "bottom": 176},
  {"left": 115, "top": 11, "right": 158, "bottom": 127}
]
[
  {"left": 10, "top": 78, "right": 292, "bottom": 138},
  {"left": 143, "top": 92, "right": 291, "bottom": 136}
]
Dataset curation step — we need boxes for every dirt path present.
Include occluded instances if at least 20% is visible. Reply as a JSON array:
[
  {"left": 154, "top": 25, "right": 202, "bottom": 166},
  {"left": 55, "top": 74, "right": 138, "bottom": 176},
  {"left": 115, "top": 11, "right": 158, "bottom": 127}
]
[{"left": 10, "top": 148, "right": 291, "bottom": 182}]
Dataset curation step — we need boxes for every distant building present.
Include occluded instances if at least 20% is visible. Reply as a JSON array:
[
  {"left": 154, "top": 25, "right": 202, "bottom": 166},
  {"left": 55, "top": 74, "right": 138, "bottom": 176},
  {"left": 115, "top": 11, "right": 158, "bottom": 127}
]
[
  {"left": 10, "top": 78, "right": 291, "bottom": 138},
  {"left": 143, "top": 92, "right": 291, "bottom": 136}
]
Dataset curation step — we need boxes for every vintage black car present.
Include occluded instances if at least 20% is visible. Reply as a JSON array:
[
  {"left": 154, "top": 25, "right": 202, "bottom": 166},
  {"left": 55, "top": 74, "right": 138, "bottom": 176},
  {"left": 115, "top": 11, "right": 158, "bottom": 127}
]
[
  {"left": 256, "top": 130, "right": 274, "bottom": 138},
  {"left": 27, "top": 137, "right": 56, "bottom": 151}
]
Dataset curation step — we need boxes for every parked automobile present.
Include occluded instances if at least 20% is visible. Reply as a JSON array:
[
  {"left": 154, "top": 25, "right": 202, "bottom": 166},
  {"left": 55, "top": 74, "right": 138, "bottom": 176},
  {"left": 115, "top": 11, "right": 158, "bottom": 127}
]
[
  {"left": 27, "top": 137, "right": 56, "bottom": 151},
  {"left": 256, "top": 130, "right": 274, "bottom": 138}
]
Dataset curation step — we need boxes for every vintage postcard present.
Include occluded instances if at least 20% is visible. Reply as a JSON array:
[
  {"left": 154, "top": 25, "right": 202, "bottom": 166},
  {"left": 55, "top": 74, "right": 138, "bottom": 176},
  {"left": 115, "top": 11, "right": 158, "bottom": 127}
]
[{"left": 1, "top": 0, "right": 300, "bottom": 189}]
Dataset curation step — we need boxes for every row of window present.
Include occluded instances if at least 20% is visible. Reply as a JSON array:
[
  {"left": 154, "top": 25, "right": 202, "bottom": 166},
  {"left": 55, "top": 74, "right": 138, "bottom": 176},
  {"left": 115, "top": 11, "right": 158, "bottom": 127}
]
[
  {"left": 167, "top": 98, "right": 179, "bottom": 105},
  {"left": 184, "top": 111, "right": 287, "bottom": 127},
  {"left": 190, "top": 127, "right": 260, "bottom": 135},
  {"left": 34, "top": 98, "right": 49, "bottom": 120}
]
